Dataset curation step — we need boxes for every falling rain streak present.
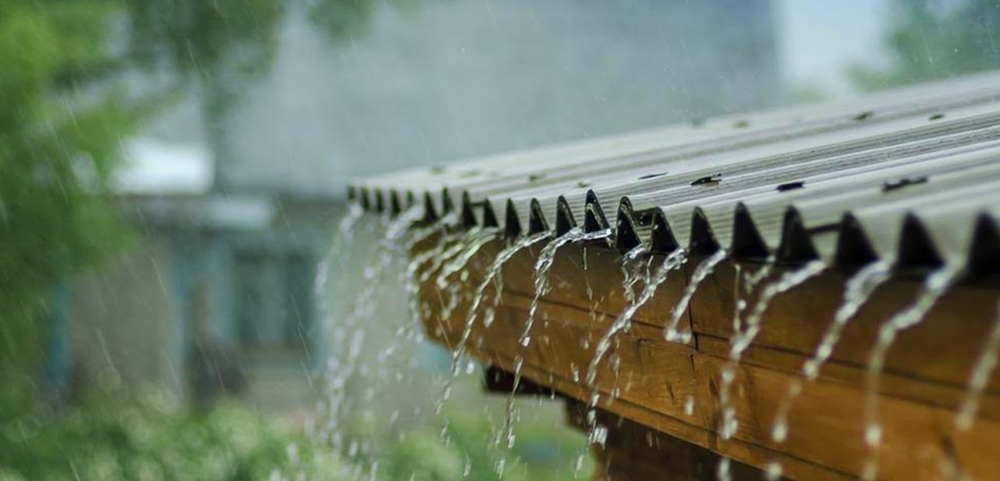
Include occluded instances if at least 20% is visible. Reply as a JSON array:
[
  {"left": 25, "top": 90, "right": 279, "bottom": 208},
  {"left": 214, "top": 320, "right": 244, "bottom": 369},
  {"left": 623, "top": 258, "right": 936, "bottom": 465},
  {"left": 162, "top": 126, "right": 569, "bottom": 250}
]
[
  {"left": 718, "top": 259, "right": 826, "bottom": 440},
  {"left": 580, "top": 247, "right": 686, "bottom": 457},
  {"left": 519, "top": 227, "right": 613, "bottom": 349},
  {"left": 438, "top": 231, "right": 550, "bottom": 416},
  {"left": 499, "top": 227, "right": 612, "bottom": 468},
  {"left": 664, "top": 248, "right": 728, "bottom": 343},
  {"left": 586, "top": 248, "right": 687, "bottom": 387},
  {"left": 956, "top": 299, "right": 1000, "bottom": 431},
  {"left": 771, "top": 259, "right": 892, "bottom": 444},
  {"left": 452, "top": 231, "right": 551, "bottom": 372},
  {"left": 861, "top": 265, "right": 963, "bottom": 481}
]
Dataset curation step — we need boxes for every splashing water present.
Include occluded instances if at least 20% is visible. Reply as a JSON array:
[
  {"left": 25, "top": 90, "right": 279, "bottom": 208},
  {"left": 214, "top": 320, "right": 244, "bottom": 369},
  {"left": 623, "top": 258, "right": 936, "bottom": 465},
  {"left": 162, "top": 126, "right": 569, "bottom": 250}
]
[
  {"left": 718, "top": 260, "right": 826, "bottom": 440},
  {"left": 771, "top": 259, "right": 892, "bottom": 443},
  {"left": 664, "top": 249, "right": 729, "bottom": 343},
  {"left": 585, "top": 248, "right": 687, "bottom": 387},
  {"left": 435, "top": 227, "right": 503, "bottom": 320},
  {"left": 621, "top": 245, "right": 651, "bottom": 304},
  {"left": 860, "top": 265, "right": 962, "bottom": 481},
  {"left": 519, "top": 227, "right": 613, "bottom": 349},
  {"left": 956, "top": 299, "right": 1000, "bottom": 432}
]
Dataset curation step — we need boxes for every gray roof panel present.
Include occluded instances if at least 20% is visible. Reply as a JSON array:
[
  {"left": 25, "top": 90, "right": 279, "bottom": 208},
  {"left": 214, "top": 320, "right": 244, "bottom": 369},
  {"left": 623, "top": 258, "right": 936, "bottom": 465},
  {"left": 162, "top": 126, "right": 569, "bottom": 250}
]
[{"left": 350, "top": 72, "right": 1000, "bottom": 275}]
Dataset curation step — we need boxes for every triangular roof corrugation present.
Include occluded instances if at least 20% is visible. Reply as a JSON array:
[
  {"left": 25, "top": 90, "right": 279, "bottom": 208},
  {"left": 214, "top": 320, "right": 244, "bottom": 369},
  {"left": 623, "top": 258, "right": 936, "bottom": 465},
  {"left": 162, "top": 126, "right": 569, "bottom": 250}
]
[{"left": 350, "top": 72, "right": 1000, "bottom": 274}]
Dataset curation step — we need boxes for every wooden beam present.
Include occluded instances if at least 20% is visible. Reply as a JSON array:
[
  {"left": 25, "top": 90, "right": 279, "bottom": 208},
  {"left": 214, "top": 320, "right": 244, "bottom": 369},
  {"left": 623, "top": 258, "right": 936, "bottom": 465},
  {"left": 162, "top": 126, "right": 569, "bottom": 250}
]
[{"left": 414, "top": 236, "right": 1000, "bottom": 480}]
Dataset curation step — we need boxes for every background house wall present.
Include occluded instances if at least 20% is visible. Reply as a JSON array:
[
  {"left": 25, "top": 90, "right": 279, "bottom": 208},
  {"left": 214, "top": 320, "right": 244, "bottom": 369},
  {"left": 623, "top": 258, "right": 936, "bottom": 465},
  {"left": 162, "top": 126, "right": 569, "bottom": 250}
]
[{"left": 68, "top": 235, "right": 181, "bottom": 393}]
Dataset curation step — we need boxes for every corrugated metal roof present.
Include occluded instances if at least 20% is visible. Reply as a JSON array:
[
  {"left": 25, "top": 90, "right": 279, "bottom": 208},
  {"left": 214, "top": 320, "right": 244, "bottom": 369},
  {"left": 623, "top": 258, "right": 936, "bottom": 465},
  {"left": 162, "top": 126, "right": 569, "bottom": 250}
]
[{"left": 349, "top": 72, "right": 1000, "bottom": 274}]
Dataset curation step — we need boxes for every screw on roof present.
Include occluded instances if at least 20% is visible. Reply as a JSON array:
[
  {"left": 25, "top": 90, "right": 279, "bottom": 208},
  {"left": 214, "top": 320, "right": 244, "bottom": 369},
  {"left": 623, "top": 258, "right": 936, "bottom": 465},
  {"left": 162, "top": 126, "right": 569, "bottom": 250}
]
[
  {"left": 691, "top": 174, "right": 722, "bottom": 186},
  {"left": 638, "top": 172, "right": 669, "bottom": 180},
  {"left": 777, "top": 181, "right": 805, "bottom": 192},
  {"left": 882, "top": 176, "right": 929, "bottom": 192}
]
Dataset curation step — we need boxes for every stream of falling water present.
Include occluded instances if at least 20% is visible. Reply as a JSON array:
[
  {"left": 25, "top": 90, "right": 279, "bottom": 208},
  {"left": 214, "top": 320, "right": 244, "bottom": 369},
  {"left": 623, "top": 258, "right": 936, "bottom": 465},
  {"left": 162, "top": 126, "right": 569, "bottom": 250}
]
[
  {"left": 586, "top": 248, "right": 687, "bottom": 387},
  {"left": 451, "top": 231, "right": 551, "bottom": 372},
  {"left": 518, "top": 227, "right": 613, "bottom": 349},
  {"left": 418, "top": 232, "right": 549, "bottom": 475},
  {"left": 717, "top": 458, "right": 732, "bottom": 481},
  {"left": 579, "top": 248, "right": 687, "bottom": 456},
  {"left": 718, "top": 260, "right": 826, "bottom": 441},
  {"left": 434, "top": 227, "right": 503, "bottom": 322},
  {"left": 770, "top": 259, "right": 893, "bottom": 444},
  {"left": 956, "top": 299, "right": 1000, "bottom": 432},
  {"left": 370, "top": 216, "right": 461, "bottom": 390},
  {"left": 309, "top": 203, "right": 366, "bottom": 452},
  {"left": 319, "top": 204, "right": 425, "bottom": 461},
  {"left": 664, "top": 249, "right": 729, "bottom": 343},
  {"left": 419, "top": 227, "right": 553, "bottom": 478},
  {"left": 860, "top": 265, "right": 963, "bottom": 481},
  {"left": 493, "top": 227, "right": 612, "bottom": 475},
  {"left": 315, "top": 203, "right": 366, "bottom": 305},
  {"left": 365, "top": 212, "right": 462, "bottom": 382}
]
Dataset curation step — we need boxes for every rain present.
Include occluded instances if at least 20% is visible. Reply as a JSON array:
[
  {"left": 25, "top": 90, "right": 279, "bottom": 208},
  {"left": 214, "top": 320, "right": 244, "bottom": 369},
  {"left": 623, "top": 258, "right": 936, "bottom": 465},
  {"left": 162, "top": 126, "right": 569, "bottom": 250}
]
[{"left": 5, "top": 1, "right": 1000, "bottom": 481}]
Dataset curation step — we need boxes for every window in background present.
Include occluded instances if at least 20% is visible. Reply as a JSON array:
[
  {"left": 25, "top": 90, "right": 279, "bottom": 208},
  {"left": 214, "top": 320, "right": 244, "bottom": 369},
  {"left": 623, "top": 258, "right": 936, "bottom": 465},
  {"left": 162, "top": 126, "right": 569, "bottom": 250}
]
[{"left": 235, "top": 250, "right": 314, "bottom": 353}]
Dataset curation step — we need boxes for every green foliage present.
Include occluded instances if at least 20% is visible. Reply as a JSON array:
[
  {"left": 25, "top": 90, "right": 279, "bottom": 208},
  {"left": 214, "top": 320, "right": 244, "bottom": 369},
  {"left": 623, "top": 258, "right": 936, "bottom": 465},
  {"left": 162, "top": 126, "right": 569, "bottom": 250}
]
[
  {"left": 851, "top": 0, "right": 1000, "bottom": 91},
  {"left": 0, "top": 1, "right": 142, "bottom": 379},
  {"left": 0, "top": 394, "right": 587, "bottom": 481},
  {"left": 378, "top": 412, "right": 589, "bottom": 481},
  {"left": 0, "top": 395, "right": 352, "bottom": 481}
]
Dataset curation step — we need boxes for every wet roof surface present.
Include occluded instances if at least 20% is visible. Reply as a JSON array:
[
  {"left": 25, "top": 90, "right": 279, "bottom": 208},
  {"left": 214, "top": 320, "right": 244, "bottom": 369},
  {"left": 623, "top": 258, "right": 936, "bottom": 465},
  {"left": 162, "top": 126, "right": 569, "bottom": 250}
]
[{"left": 350, "top": 72, "right": 1000, "bottom": 274}]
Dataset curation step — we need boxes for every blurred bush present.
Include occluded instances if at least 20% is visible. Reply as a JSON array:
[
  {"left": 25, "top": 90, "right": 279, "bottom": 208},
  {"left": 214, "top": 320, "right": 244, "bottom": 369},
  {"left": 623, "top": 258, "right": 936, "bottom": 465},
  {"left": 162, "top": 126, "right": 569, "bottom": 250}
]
[
  {"left": 0, "top": 391, "right": 587, "bottom": 481},
  {"left": 377, "top": 411, "right": 589, "bottom": 481},
  {"left": 0, "top": 394, "right": 352, "bottom": 481}
]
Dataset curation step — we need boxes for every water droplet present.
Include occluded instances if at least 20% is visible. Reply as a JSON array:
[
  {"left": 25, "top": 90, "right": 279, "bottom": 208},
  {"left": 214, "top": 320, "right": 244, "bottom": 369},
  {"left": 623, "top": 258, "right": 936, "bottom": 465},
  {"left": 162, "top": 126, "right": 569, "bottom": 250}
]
[{"left": 765, "top": 461, "right": 783, "bottom": 481}]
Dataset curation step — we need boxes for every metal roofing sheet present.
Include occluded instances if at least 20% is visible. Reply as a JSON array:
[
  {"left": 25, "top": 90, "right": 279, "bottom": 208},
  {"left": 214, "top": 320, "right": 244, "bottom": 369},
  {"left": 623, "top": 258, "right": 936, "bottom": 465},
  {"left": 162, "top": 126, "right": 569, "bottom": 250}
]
[{"left": 349, "top": 72, "right": 1000, "bottom": 274}]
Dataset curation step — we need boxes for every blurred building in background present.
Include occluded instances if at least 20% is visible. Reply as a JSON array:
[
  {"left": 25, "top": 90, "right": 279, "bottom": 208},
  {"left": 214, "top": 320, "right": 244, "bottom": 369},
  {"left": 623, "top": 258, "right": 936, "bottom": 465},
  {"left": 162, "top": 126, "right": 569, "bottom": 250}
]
[{"left": 60, "top": 0, "right": 782, "bottom": 410}]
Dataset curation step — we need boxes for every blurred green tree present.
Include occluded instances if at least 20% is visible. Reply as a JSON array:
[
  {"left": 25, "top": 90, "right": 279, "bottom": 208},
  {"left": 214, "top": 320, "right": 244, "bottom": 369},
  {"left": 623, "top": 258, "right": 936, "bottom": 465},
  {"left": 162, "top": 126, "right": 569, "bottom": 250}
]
[
  {"left": 0, "top": 1, "right": 147, "bottom": 410},
  {"left": 0, "top": 0, "right": 395, "bottom": 408},
  {"left": 851, "top": 0, "right": 1000, "bottom": 90}
]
